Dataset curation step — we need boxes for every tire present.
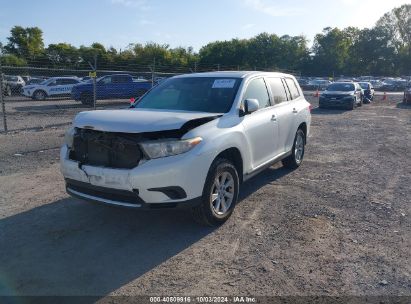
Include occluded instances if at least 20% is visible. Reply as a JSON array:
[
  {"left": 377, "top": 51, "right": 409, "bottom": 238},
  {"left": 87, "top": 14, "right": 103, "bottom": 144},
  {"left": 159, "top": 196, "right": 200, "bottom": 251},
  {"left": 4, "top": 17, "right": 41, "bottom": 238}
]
[
  {"left": 33, "top": 90, "right": 47, "bottom": 101},
  {"left": 282, "top": 129, "right": 306, "bottom": 170},
  {"left": 357, "top": 96, "right": 363, "bottom": 107},
  {"left": 80, "top": 93, "right": 93, "bottom": 106},
  {"left": 3, "top": 85, "right": 11, "bottom": 97},
  {"left": 348, "top": 100, "right": 355, "bottom": 110},
  {"left": 191, "top": 158, "right": 239, "bottom": 226}
]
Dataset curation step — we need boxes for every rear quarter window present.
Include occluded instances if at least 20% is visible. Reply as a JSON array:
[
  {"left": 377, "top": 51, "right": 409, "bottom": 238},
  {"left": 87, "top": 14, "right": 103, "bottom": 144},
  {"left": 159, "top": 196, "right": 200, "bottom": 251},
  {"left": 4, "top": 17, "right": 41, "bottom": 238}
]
[{"left": 285, "top": 78, "right": 300, "bottom": 100}]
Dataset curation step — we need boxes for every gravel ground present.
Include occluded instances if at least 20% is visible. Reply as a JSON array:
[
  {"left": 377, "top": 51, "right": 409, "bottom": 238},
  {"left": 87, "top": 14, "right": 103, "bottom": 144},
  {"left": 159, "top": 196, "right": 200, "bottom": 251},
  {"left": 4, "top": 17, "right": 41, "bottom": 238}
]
[{"left": 0, "top": 93, "right": 410, "bottom": 299}]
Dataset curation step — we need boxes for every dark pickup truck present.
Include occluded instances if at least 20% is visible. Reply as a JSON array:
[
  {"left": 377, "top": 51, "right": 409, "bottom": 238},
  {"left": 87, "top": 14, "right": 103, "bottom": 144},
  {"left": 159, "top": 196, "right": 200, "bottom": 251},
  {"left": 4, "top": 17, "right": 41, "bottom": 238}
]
[{"left": 71, "top": 74, "right": 152, "bottom": 105}]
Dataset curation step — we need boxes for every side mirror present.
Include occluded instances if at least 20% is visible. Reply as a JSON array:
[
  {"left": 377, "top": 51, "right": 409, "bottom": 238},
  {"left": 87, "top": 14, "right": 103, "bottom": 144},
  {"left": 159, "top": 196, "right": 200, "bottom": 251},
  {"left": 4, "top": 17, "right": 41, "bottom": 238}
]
[{"left": 244, "top": 99, "right": 259, "bottom": 114}]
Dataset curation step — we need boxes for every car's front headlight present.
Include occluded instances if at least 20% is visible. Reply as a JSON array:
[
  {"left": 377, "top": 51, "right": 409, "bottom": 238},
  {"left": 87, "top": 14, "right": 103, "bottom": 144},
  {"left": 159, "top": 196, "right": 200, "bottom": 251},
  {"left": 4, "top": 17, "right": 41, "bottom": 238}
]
[
  {"left": 64, "top": 127, "right": 75, "bottom": 148},
  {"left": 140, "top": 137, "right": 202, "bottom": 159}
]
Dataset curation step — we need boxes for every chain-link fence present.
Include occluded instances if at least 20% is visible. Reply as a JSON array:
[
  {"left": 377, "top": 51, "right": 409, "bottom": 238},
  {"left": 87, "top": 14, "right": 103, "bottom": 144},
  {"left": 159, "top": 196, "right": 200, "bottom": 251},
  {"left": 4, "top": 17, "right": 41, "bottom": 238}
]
[{"left": 0, "top": 60, "right": 299, "bottom": 133}]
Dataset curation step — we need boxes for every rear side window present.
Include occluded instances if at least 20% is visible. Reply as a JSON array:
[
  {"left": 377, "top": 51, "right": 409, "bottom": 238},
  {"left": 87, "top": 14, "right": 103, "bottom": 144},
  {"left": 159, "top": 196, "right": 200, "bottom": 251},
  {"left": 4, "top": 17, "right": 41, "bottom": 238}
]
[
  {"left": 243, "top": 78, "right": 271, "bottom": 109},
  {"left": 267, "top": 78, "right": 288, "bottom": 104},
  {"left": 285, "top": 78, "right": 300, "bottom": 100},
  {"left": 112, "top": 76, "right": 130, "bottom": 83},
  {"left": 62, "top": 79, "right": 79, "bottom": 85}
]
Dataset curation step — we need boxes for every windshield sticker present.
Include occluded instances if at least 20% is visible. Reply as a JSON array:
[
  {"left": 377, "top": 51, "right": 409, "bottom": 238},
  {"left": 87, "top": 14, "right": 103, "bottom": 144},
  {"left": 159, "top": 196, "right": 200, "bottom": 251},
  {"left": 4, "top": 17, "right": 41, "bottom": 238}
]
[{"left": 212, "top": 79, "right": 236, "bottom": 89}]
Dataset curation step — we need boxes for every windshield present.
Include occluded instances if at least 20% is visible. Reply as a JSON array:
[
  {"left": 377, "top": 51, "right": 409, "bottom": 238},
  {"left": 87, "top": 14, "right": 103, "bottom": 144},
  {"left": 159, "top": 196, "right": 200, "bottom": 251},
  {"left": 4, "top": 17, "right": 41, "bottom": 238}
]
[
  {"left": 134, "top": 77, "right": 242, "bottom": 113},
  {"left": 359, "top": 83, "right": 369, "bottom": 89},
  {"left": 326, "top": 83, "right": 355, "bottom": 92}
]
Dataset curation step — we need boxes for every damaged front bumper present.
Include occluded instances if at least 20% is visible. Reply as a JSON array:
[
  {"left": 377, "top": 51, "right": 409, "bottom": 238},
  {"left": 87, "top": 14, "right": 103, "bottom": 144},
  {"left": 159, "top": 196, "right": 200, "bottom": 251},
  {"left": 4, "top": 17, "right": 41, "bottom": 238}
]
[{"left": 60, "top": 145, "right": 212, "bottom": 208}]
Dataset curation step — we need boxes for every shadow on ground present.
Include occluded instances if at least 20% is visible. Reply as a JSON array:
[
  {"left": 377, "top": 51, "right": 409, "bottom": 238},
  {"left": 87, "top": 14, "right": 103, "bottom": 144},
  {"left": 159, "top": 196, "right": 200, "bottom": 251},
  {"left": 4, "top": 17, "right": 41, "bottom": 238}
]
[
  {"left": 311, "top": 107, "right": 349, "bottom": 115},
  {"left": 0, "top": 165, "right": 291, "bottom": 298}
]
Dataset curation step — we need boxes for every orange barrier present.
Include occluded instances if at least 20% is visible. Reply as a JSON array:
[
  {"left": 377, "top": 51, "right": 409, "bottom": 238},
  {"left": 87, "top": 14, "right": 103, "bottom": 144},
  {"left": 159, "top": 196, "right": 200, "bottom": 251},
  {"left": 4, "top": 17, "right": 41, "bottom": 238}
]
[{"left": 382, "top": 92, "right": 387, "bottom": 101}]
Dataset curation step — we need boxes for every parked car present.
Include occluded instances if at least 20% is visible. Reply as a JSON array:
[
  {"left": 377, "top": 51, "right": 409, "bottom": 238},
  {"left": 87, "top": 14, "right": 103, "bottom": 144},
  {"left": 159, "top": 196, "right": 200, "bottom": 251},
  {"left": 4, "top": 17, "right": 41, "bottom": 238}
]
[
  {"left": 61, "top": 71, "right": 311, "bottom": 226},
  {"left": 370, "top": 79, "right": 383, "bottom": 90},
  {"left": 4, "top": 75, "right": 25, "bottom": 95},
  {"left": 358, "top": 82, "right": 374, "bottom": 103},
  {"left": 22, "top": 77, "right": 82, "bottom": 100},
  {"left": 26, "top": 77, "right": 44, "bottom": 85},
  {"left": 71, "top": 74, "right": 152, "bottom": 105},
  {"left": 319, "top": 82, "right": 363, "bottom": 110},
  {"left": 304, "top": 79, "right": 332, "bottom": 91},
  {"left": 380, "top": 80, "right": 408, "bottom": 92}
]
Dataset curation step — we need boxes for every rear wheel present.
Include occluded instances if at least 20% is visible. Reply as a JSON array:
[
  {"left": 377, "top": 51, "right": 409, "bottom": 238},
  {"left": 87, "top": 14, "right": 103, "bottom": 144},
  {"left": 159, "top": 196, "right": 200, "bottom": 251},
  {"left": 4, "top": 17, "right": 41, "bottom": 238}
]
[
  {"left": 191, "top": 158, "right": 239, "bottom": 226},
  {"left": 33, "top": 90, "right": 46, "bottom": 101},
  {"left": 282, "top": 129, "right": 305, "bottom": 170}
]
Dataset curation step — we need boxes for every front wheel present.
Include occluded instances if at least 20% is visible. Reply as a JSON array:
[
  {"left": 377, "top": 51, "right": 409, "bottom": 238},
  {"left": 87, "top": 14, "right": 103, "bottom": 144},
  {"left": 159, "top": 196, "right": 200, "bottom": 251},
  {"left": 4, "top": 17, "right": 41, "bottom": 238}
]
[
  {"left": 33, "top": 90, "right": 46, "bottom": 101},
  {"left": 191, "top": 158, "right": 239, "bottom": 226},
  {"left": 282, "top": 129, "right": 305, "bottom": 170}
]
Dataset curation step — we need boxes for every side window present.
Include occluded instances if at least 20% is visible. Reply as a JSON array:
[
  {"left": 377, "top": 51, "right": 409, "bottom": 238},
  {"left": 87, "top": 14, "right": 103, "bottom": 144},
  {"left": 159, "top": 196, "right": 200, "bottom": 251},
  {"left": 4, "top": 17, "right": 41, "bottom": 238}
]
[
  {"left": 61, "top": 79, "right": 78, "bottom": 85},
  {"left": 48, "top": 80, "right": 57, "bottom": 86},
  {"left": 267, "top": 78, "right": 288, "bottom": 104},
  {"left": 242, "top": 78, "right": 271, "bottom": 109},
  {"left": 100, "top": 77, "right": 112, "bottom": 85},
  {"left": 285, "top": 78, "right": 300, "bottom": 100},
  {"left": 112, "top": 76, "right": 129, "bottom": 83},
  {"left": 55, "top": 79, "right": 65, "bottom": 85}
]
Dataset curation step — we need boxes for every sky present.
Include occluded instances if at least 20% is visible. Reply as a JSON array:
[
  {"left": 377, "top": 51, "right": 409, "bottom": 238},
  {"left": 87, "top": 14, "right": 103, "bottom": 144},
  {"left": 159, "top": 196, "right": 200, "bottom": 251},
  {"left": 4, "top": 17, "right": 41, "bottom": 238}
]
[{"left": 0, "top": 0, "right": 410, "bottom": 51}]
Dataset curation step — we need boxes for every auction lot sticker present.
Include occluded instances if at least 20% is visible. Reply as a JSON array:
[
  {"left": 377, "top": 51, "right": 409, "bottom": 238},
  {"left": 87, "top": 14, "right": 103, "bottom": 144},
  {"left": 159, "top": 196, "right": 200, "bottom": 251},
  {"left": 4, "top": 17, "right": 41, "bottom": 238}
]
[{"left": 212, "top": 79, "right": 236, "bottom": 89}]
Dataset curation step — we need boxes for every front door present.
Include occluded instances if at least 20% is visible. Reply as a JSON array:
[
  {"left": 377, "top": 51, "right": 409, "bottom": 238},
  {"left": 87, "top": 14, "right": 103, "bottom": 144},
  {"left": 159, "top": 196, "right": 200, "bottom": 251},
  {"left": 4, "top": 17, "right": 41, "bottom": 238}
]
[{"left": 241, "top": 78, "right": 279, "bottom": 170}]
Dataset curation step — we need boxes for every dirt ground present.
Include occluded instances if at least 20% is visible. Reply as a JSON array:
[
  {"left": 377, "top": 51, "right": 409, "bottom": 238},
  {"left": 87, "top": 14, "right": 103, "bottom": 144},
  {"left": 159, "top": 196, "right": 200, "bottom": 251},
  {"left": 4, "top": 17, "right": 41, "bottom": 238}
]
[{"left": 0, "top": 94, "right": 410, "bottom": 299}]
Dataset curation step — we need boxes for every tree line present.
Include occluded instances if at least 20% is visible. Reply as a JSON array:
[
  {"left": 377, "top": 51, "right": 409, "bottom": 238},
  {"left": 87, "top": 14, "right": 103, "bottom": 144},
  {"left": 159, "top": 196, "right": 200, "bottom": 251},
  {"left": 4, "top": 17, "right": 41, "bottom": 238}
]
[{"left": 0, "top": 4, "right": 409, "bottom": 77}]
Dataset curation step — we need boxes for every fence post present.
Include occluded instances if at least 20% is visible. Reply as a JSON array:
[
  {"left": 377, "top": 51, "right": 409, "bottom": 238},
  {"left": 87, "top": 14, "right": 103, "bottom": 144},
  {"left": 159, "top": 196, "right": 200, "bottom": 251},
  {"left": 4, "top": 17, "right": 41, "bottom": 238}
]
[
  {"left": 93, "top": 54, "right": 97, "bottom": 110},
  {"left": 0, "top": 58, "right": 8, "bottom": 133},
  {"left": 151, "top": 58, "right": 156, "bottom": 87}
]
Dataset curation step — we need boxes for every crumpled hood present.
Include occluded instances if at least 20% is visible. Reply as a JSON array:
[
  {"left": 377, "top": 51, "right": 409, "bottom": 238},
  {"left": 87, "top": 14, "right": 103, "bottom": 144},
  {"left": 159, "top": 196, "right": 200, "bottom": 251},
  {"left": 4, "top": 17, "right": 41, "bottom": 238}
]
[{"left": 74, "top": 108, "right": 221, "bottom": 133}]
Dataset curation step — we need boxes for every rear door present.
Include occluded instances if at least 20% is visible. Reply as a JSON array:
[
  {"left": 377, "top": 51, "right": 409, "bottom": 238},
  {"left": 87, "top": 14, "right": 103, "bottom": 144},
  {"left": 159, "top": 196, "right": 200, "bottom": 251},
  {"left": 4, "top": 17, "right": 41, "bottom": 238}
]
[
  {"left": 266, "top": 77, "right": 298, "bottom": 154},
  {"left": 241, "top": 77, "right": 279, "bottom": 169},
  {"left": 112, "top": 75, "right": 132, "bottom": 98},
  {"left": 61, "top": 79, "right": 80, "bottom": 95}
]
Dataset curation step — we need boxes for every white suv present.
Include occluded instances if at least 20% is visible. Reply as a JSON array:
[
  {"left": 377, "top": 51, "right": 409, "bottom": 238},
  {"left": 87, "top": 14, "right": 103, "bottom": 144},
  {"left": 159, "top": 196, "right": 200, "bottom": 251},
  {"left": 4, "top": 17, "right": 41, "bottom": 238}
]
[
  {"left": 22, "top": 77, "right": 81, "bottom": 100},
  {"left": 61, "top": 71, "right": 311, "bottom": 226}
]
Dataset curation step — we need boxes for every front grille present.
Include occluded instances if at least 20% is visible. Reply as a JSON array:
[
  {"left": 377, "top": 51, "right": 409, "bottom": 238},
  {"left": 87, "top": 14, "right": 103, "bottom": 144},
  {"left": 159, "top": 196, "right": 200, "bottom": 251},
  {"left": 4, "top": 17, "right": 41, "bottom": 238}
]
[
  {"left": 70, "top": 129, "right": 144, "bottom": 169},
  {"left": 324, "top": 94, "right": 346, "bottom": 100},
  {"left": 66, "top": 179, "right": 145, "bottom": 205}
]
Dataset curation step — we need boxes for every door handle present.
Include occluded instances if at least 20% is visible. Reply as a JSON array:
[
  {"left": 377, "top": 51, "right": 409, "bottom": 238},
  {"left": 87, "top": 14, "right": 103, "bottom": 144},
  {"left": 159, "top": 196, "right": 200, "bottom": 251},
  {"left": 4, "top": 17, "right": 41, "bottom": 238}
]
[
  {"left": 292, "top": 108, "right": 298, "bottom": 114},
  {"left": 271, "top": 115, "right": 277, "bottom": 122}
]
